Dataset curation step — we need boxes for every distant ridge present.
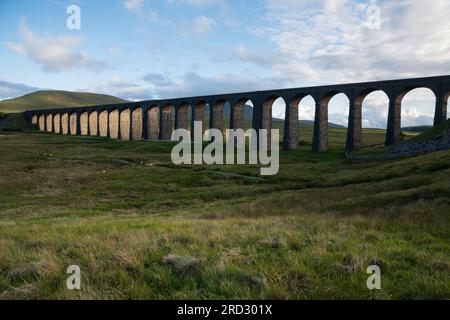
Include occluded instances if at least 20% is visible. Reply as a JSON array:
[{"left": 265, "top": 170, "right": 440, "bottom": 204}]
[{"left": 0, "top": 90, "right": 128, "bottom": 113}]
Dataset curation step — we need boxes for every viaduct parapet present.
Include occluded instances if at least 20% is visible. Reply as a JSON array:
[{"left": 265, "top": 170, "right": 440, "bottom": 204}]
[{"left": 25, "top": 75, "right": 450, "bottom": 153}]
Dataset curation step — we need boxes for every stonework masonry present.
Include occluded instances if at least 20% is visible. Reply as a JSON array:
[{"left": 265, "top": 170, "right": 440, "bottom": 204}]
[{"left": 25, "top": 75, "right": 450, "bottom": 153}]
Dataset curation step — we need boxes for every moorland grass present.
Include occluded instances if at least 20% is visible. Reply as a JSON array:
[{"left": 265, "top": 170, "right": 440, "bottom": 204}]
[{"left": 0, "top": 126, "right": 448, "bottom": 299}]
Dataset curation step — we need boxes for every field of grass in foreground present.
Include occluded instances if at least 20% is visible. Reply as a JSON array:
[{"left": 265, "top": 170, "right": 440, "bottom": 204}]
[{"left": 0, "top": 127, "right": 449, "bottom": 300}]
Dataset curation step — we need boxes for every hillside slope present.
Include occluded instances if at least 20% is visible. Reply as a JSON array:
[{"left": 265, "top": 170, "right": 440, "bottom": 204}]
[
  {"left": 353, "top": 119, "right": 450, "bottom": 159},
  {"left": 0, "top": 90, "right": 128, "bottom": 113}
]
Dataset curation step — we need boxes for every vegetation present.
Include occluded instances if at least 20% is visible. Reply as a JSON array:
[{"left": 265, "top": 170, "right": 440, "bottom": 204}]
[
  {"left": 0, "top": 91, "right": 127, "bottom": 113},
  {"left": 0, "top": 123, "right": 448, "bottom": 300}
]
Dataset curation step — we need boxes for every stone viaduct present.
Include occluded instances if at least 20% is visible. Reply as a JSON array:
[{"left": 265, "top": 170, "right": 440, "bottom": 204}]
[{"left": 25, "top": 75, "right": 450, "bottom": 153}]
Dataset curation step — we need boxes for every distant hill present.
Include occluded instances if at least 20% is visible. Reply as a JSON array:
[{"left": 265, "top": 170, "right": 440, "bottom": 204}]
[
  {"left": 0, "top": 90, "right": 128, "bottom": 113},
  {"left": 402, "top": 125, "right": 433, "bottom": 133}
]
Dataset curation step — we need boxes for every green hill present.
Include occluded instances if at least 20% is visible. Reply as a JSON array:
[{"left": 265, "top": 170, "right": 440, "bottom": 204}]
[
  {"left": 402, "top": 125, "right": 433, "bottom": 133},
  {"left": 0, "top": 90, "right": 128, "bottom": 113}
]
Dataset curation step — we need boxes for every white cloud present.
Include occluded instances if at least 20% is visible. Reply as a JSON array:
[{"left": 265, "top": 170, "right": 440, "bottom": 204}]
[
  {"left": 257, "top": 0, "right": 450, "bottom": 83},
  {"left": 191, "top": 16, "right": 217, "bottom": 35},
  {"left": 84, "top": 72, "right": 287, "bottom": 101},
  {"left": 5, "top": 19, "right": 106, "bottom": 72},
  {"left": 0, "top": 80, "right": 41, "bottom": 100},
  {"left": 123, "top": 0, "right": 159, "bottom": 22},
  {"left": 166, "top": 0, "right": 216, "bottom": 7},
  {"left": 234, "top": 0, "right": 450, "bottom": 126},
  {"left": 124, "top": 0, "right": 144, "bottom": 11}
]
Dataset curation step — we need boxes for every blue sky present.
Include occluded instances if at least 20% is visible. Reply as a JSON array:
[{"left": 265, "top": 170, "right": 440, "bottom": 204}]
[{"left": 1, "top": 0, "right": 450, "bottom": 127}]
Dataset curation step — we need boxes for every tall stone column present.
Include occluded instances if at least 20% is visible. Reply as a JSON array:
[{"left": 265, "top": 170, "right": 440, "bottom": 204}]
[
  {"left": 161, "top": 105, "right": 174, "bottom": 141},
  {"left": 60, "top": 113, "right": 64, "bottom": 134},
  {"left": 211, "top": 101, "right": 224, "bottom": 133},
  {"left": 142, "top": 107, "right": 149, "bottom": 140},
  {"left": 96, "top": 111, "right": 101, "bottom": 137},
  {"left": 346, "top": 96, "right": 362, "bottom": 153},
  {"left": 312, "top": 96, "right": 328, "bottom": 152},
  {"left": 43, "top": 114, "right": 48, "bottom": 132},
  {"left": 191, "top": 102, "right": 206, "bottom": 140},
  {"left": 230, "top": 101, "right": 245, "bottom": 130},
  {"left": 283, "top": 99, "right": 299, "bottom": 151},
  {"left": 106, "top": 111, "right": 111, "bottom": 138},
  {"left": 86, "top": 113, "right": 91, "bottom": 136},
  {"left": 176, "top": 105, "right": 189, "bottom": 130},
  {"left": 434, "top": 91, "right": 448, "bottom": 126},
  {"left": 76, "top": 112, "right": 81, "bottom": 135},
  {"left": 386, "top": 96, "right": 401, "bottom": 145},
  {"left": 129, "top": 109, "right": 133, "bottom": 141},
  {"left": 117, "top": 110, "right": 122, "bottom": 140}
]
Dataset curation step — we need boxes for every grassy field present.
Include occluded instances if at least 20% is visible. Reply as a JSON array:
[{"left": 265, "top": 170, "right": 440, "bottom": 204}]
[{"left": 0, "top": 124, "right": 449, "bottom": 300}]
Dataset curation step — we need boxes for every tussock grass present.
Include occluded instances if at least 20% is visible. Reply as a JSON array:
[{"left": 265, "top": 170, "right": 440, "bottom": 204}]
[{"left": 0, "top": 128, "right": 448, "bottom": 300}]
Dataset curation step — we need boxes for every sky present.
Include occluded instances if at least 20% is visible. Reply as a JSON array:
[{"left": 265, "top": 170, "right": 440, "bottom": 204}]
[{"left": 1, "top": 0, "right": 450, "bottom": 128}]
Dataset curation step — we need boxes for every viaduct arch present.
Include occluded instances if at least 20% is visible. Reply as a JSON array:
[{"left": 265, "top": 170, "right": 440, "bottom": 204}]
[{"left": 25, "top": 75, "right": 450, "bottom": 153}]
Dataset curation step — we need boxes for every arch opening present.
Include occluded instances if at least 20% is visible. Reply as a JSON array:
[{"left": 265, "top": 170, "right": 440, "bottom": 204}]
[
  {"left": 120, "top": 109, "right": 131, "bottom": 141},
  {"left": 211, "top": 99, "right": 226, "bottom": 134},
  {"left": 61, "top": 113, "right": 69, "bottom": 135},
  {"left": 176, "top": 103, "right": 191, "bottom": 131},
  {"left": 313, "top": 92, "right": 349, "bottom": 152},
  {"left": 80, "top": 112, "right": 89, "bottom": 136},
  {"left": 231, "top": 98, "right": 254, "bottom": 132},
  {"left": 327, "top": 93, "right": 349, "bottom": 149},
  {"left": 358, "top": 90, "right": 389, "bottom": 148},
  {"left": 69, "top": 113, "right": 77, "bottom": 135},
  {"left": 132, "top": 107, "right": 143, "bottom": 140},
  {"left": 296, "top": 95, "right": 316, "bottom": 148},
  {"left": 46, "top": 114, "right": 53, "bottom": 133},
  {"left": 271, "top": 97, "right": 286, "bottom": 148},
  {"left": 32, "top": 114, "right": 38, "bottom": 127},
  {"left": 445, "top": 91, "right": 450, "bottom": 120},
  {"left": 38, "top": 115, "right": 45, "bottom": 132},
  {"left": 192, "top": 101, "right": 210, "bottom": 136},
  {"left": 161, "top": 104, "right": 175, "bottom": 140},
  {"left": 89, "top": 111, "right": 99, "bottom": 136},
  {"left": 99, "top": 110, "right": 108, "bottom": 137},
  {"left": 53, "top": 114, "right": 61, "bottom": 134},
  {"left": 148, "top": 106, "right": 160, "bottom": 140},
  {"left": 109, "top": 110, "right": 119, "bottom": 139},
  {"left": 386, "top": 87, "right": 436, "bottom": 145}
]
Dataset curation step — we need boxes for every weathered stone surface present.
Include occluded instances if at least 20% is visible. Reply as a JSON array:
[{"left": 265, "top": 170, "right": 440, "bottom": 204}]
[
  {"left": 284, "top": 100, "right": 299, "bottom": 150},
  {"left": 120, "top": 109, "right": 131, "bottom": 141},
  {"left": 38, "top": 115, "right": 45, "bottom": 132},
  {"left": 61, "top": 114, "right": 69, "bottom": 134},
  {"left": 25, "top": 75, "right": 450, "bottom": 153},
  {"left": 211, "top": 101, "right": 225, "bottom": 133},
  {"left": 176, "top": 104, "right": 190, "bottom": 130},
  {"left": 53, "top": 114, "right": 61, "bottom": 134},
  {"left": 80, "top": 112, "right": 89, "bottom": 136},
  {"left": 148, "top": 107, "right": 160, "bottom": 140},
  {"left": 89, "top": 111, "right": 98, "bottom": 136},
  {"left": 161, "top": 105, "right": 174, "bottom": 140},
  {"left": 99, "top": 111, "right": 108, "bottom": 137},
  {"left": 69, "top": 113, "right": 77, "bottom": 135},
  {"left": 109, "top": 110, "right": 119, "bottom": 139},
  {"left": 313, "top": 99, "right": 328, "bottom": 152},
  {"left": 46, "top": 114, "right": 53, "bottom": 133},
  {"left": 132, "top": 108, "right": 143, "bottom": 140}
]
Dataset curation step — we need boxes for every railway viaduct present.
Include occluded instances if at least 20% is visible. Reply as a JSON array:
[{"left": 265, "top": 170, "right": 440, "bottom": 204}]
[{"left": 25, "top": 75, "right": 450, "bottom": 153}]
